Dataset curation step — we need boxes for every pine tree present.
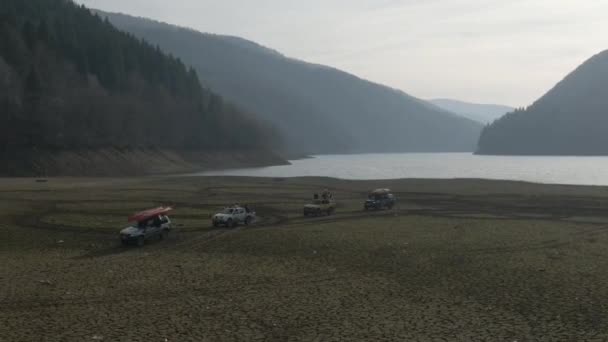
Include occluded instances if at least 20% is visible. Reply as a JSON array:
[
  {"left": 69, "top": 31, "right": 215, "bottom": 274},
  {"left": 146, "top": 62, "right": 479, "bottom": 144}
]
[
  {"left": 0, "top": 0, "right": 276, "bottom": 153},
  {"left": 22, "top": 21, "right": 37, "bottom": 49}
]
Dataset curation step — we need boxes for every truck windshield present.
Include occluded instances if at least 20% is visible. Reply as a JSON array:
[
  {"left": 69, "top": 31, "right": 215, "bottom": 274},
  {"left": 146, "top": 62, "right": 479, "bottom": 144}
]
[{"left": 222, "top": 208, "right": 235, "bottom": 214}]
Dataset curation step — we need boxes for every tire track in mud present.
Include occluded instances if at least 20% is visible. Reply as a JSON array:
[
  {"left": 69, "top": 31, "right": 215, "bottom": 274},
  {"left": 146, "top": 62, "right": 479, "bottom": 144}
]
[
  {"left": 13, "top": 197, "right": 608, "bottom": 236},
  {"left": 9, "top": 182, "right": 391, "bottom": 236},
  {"left": 14, "top": 201, "right": 608, "bottom": 234},
  {"left": 11, "top": 183, "right": 608, "bottom": 261}
]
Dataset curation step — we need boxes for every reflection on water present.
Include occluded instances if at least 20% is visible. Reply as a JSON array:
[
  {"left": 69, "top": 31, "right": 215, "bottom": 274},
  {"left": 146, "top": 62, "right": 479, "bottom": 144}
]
[{"left": 195, "top": 153, "right": 608, "bottom": 186}]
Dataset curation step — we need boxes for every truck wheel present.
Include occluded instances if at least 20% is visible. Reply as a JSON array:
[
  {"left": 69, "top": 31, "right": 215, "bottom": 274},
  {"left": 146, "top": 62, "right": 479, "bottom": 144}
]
[
  {"left": 136, "top": 236, "right": 145, "bottom": 247},
  {"left": 227, "top": 219, "right": 234, "bottom": 228},
  {"left": 245, "top": 217, "right": 252, "bottom": 226},
  {"left": 121, "top": 240, "right": 129, "bottom": 247},
  {"left": 160, "top": 230, "right": 169, "bottom": 240}
]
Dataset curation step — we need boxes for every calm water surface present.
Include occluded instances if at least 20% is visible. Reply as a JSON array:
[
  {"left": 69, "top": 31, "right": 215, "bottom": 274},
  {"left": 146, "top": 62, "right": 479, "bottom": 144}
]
[{"left": 196, "top": 153, "right": 608, "bottom": 186}]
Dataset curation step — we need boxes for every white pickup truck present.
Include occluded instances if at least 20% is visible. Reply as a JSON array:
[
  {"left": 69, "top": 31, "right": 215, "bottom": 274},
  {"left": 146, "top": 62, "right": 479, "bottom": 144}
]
[{"left": 212, "top": 206, "right": 256, "bottom": 228}]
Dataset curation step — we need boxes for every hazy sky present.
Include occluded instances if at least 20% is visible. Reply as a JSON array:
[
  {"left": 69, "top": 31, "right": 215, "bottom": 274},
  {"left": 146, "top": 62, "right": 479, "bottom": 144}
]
[{"left": 76, "top": 0, "right": 608, "bottom": 107}]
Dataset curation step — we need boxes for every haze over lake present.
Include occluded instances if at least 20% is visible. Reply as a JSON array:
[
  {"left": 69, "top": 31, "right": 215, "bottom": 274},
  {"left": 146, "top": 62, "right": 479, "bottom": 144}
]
[{"left": 197, "top": 153, "right": 608, "bottom": 186}]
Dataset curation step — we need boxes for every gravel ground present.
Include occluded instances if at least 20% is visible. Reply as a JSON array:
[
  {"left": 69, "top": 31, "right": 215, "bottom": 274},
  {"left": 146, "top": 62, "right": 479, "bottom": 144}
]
[{"left": 2, "top": 177, "right": 608, "bottom": 341}]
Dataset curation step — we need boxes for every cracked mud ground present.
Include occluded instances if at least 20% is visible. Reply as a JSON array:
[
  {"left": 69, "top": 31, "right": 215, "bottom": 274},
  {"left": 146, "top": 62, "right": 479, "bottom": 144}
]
[{"left": 2, "top": 176, "right": 608, "bottom": 341}]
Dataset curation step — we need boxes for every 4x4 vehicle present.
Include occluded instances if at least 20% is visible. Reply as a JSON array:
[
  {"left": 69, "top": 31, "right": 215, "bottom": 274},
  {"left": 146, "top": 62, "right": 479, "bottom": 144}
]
[
  {"left": 364, "top": 189, "right": 396, "bottom": 210},
  {"left": 120, "top": 207, "right": 173, "bottom": 247},
  {"left": 304, "top": 190, "right": 336, "bottom": 216},
  {"left": 304, "top": 198, "right": 336, "bottom": 216},
  {"left": 212, "top": 206, "right": 256, "bottom": 228}
]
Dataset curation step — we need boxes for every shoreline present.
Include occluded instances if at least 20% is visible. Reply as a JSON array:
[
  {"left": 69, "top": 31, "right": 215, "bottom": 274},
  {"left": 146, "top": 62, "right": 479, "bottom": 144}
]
[
  {"left": 181, "top": 173, "right": 608, "bottom": 188},
  {"left": 0, "top": 148, "right": 289, "bottom": 177},
  {"left": 2, "top": 176, "right": 607, "bottom": 195}
]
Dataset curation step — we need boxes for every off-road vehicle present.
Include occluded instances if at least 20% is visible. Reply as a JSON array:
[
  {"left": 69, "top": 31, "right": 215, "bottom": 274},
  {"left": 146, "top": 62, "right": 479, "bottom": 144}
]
[
  {"left": 364, "top": 189, "right": 396, "bottom": 210},
  {"left": 212, "top": 206, "right": 256, "bottom": 228},
  {"left": 120, "top": 207, "right": 173, "bottom": 247},
  {"left": 304, "top": 190, "right": 336, "bottom": 216}
]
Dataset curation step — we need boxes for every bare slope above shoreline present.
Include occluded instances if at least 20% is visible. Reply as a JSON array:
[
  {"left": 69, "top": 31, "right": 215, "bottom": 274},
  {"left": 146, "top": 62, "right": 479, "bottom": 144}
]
[{"left": 1, "top": 149, "right": 288, "bottom": 177}]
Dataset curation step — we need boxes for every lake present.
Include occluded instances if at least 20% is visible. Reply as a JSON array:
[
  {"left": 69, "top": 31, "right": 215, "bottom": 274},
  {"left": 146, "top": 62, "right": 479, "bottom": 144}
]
[{"left": 195, "top": 153, "right": 608, "bottom": 186}]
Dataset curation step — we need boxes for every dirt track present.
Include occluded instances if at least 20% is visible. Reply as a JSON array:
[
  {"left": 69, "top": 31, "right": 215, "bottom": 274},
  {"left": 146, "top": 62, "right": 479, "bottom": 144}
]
[{"left": 3, "top": 176, "right": 608, "bottom": 341}]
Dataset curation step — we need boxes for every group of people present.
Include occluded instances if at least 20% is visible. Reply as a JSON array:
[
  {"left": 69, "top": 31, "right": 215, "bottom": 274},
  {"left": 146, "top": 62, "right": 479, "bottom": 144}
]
[
  {"left": 313, "top": 189, "right": 334, "bottom": 201},
  {"left": 228, "top": 204, "right": 253, "bottom": 213}
]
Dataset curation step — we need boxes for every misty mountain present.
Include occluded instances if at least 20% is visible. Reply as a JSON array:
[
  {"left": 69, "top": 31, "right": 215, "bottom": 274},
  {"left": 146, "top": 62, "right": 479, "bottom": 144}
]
[
  {"left": 0, "top": 0, "right": 276, "bottom": 157},
  {"left": 430, "top": 99, "right": 514, "bottom": 124},
  {"left": 478, "top": 50, "right": 608, "bottom": 155},
  {"left": 100, "top": 11, "right": 482, "bottom": 154}
]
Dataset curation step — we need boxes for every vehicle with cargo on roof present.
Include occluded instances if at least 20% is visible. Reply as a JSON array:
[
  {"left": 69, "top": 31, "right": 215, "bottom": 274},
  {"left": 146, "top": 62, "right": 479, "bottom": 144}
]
[
  {"left": 304, "top": 190, "right": 336, "bottom": 217},
  {"left": 364, "top": 189, "right": 396, "bottom": 210},
  {"left": 120, "top": 207, "right": 173, "bottom": 247}
]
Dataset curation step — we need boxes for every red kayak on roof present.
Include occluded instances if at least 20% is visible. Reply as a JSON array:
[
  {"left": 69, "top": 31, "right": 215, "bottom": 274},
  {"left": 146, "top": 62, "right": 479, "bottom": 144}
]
[{"left": 129, "top": 207, "right": 173, "bottom": 222}]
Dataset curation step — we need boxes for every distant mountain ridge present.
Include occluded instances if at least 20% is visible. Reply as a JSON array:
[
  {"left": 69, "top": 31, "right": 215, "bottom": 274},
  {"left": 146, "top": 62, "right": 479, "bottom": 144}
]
[
  {"left": 477, "top": 50, "right": 608, "bottom": 155},
  {"left": 430, "top": 99, "right": 514, "bottom": 124},
  {"left": 99, "top": 11, "right": 483, "bottom": 154}
]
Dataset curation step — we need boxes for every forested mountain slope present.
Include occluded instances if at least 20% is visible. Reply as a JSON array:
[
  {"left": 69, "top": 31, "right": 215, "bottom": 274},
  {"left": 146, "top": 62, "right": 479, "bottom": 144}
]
[
  {"left": 478, "top": 50, "right": 608, "bottom": 155},
  {"left": 101, "top": 11, "right": 482, "bottom": 154},
  {"left": 430, "top": 99, "right": 514, "bottom": 124},
  {"left": 0, "top": 0, "right": 279, "bottom": 175}
]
